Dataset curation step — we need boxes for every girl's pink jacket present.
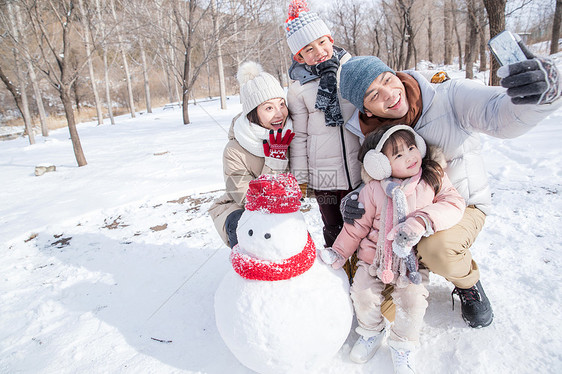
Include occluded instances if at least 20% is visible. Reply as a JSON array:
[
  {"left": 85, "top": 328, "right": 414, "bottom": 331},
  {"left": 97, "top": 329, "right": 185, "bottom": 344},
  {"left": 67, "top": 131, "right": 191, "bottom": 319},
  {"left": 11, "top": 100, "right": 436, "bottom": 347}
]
[{"left": 332, "top": 172, "right": 466, "bottom": 264}]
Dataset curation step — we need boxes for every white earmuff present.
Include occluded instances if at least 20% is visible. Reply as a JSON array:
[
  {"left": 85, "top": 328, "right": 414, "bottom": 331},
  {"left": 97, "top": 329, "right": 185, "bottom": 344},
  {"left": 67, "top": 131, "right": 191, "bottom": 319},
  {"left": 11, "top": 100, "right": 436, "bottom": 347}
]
[
  {"left": 362, "top": 124, "right": 427, "bottom": 180},
  {"left": 363, "top": 149, "right": 392, "bottom": 180},
  {"left": 414, "top": 132, "right": 427, "bottom": 158}
]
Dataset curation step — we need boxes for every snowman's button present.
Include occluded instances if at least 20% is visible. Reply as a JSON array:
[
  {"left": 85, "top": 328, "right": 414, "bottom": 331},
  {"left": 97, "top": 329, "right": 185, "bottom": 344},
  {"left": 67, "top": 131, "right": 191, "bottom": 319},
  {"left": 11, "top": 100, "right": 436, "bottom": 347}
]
[
  {"left": 248, "top": 229, "right": 253, "bottom": 236},
  {"left": 264, "top": 233, "right": 271, "bottom": 239}
]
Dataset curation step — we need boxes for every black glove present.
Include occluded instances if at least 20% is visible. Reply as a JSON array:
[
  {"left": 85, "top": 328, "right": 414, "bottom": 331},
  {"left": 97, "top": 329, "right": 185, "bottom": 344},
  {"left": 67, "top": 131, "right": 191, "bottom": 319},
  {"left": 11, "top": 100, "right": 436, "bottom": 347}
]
[
  {"left": 340, "top": 189, "right": 365, "bottom": 224},
  {"left": 498, "top": 40, "right": 560, "bottom": 105}
]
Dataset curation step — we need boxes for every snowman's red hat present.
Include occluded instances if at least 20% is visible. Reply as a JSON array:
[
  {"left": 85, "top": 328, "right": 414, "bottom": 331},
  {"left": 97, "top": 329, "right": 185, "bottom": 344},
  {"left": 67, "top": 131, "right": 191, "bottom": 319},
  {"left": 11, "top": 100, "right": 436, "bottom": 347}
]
[{"left": 245, "top": 173, "right": 302, "bottom": 214}]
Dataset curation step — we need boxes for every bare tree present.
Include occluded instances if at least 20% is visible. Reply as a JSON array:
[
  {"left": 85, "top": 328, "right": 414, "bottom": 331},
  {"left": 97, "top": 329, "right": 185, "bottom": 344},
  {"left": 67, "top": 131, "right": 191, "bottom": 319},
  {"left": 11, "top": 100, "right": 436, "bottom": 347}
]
[
  {"left": 169, "top": 0, "right": 213, "bottom": 124},
  {"left": 211, "top": 0, "right": 227, "bottom": 109},
  {"left": 125, "top": 0, "right": 153, "bottom": 114},
  {"left": 451, "top": 0, "right": 463, "bottom": 70},
  {"left": 13, "top": 3, "right": 49, "bottom": 136},
  {"left": 328, "top": 0, "right": 364, "bottom": 56},
  {"left": 0, "top": 64, "right": 35, "bottom": 144},
  {"left": 551, "top": 0, "right": 562, "bottom": 54},
  {"left": 77, "top": 0, "right": 104, "bottom": 125},
  {"left": 444, "top": 0, "right": 453, "bottom": 65},
  {"left": 465, "top": 0, "right": 478, "bottom": 78},
  {"left": 427, "top": 12, "right": 434, "bottom": 63},
  {"left": 110, "top": 0, "right": 135, "bottom": 118},
  {"left": 476, "top": 0, "right": 488, "bottom": 72},
  {"left": 3, "top": 1, "right": 35, "bottom": 144},
  {"left": 23, "top": 0, "right": 90, "bottom": 165},
  {"left": 483, "top": 0, "right": 506, "bottom": 86},
  {"left": 95, "top": 0, "right": 115, "bottom": 125},
  {"left": 397, "top": 0, "right": 416, "bottom": 69}
]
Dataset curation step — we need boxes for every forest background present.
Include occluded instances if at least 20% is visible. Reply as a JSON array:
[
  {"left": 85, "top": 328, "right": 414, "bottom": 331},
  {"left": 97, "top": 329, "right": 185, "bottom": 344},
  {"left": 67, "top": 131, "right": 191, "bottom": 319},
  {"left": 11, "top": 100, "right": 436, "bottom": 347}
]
[{"left": 0, "top": 0, "right": 560, "bottom": 166}]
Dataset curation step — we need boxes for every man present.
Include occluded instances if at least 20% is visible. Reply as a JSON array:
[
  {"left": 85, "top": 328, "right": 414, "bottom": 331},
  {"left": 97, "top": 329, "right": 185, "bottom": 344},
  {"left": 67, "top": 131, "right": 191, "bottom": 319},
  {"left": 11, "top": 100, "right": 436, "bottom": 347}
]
[{"left": 338, "top": 47, "right": 560, "bottom": 331}]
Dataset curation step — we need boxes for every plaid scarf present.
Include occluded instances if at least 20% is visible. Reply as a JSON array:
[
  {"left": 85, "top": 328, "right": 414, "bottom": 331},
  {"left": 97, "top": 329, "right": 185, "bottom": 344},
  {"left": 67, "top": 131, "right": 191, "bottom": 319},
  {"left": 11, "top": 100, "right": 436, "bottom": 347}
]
[{"left": 311, "top": 48, "right": 347, "bottom": 127}]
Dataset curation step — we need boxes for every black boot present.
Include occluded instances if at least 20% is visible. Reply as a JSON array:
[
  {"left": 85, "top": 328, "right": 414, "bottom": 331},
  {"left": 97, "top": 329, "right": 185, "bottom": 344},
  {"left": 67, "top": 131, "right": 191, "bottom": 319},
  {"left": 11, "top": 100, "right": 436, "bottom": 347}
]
[{"left": 452, "top": 280, "right": 493, "bottom": 328}]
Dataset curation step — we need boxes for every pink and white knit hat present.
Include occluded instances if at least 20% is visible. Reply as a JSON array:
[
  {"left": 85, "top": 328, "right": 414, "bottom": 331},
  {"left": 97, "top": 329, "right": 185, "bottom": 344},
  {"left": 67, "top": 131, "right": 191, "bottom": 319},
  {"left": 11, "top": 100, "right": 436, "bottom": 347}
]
[{"left": 285, "top": 0, "right": 331, "bottom": 57}]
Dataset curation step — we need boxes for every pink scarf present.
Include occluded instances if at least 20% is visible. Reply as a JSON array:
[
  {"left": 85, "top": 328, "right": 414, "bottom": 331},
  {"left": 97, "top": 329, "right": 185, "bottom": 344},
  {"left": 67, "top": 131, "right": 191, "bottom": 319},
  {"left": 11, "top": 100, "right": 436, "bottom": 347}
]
[{"left": 372, "top": 170, "right": 422, "bottom": 287}]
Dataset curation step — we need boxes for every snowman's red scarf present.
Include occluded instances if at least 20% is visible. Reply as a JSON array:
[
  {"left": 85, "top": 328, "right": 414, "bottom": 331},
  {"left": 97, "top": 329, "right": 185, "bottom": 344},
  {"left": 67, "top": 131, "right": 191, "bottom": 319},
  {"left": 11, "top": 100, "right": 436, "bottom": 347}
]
[{"left": 230, "top": 234, "right": 316, "bottom": 281}]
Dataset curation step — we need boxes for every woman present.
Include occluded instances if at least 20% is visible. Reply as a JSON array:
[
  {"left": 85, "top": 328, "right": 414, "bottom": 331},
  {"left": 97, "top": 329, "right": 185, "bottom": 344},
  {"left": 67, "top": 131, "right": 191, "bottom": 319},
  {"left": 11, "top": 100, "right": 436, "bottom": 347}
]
[{"left": 209, "top": 61, "right": 294, "bottom": 247}]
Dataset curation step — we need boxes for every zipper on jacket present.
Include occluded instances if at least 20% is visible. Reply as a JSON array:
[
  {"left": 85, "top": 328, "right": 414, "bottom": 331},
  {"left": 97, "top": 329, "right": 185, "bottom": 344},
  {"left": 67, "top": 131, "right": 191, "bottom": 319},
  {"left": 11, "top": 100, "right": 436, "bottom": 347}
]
[{"left": 339, "top": 125, "right": 354, "bottom": 190}]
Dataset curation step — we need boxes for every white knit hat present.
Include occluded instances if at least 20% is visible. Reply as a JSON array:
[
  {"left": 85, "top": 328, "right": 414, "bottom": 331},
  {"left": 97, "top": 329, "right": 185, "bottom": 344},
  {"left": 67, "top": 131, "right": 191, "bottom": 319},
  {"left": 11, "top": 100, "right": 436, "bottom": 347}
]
[
  {"left": 285, "top": 0, "right": 331, "bottom": 56},
  {"left": 237, "top": 61, "right": 286, "bottom": 116}
]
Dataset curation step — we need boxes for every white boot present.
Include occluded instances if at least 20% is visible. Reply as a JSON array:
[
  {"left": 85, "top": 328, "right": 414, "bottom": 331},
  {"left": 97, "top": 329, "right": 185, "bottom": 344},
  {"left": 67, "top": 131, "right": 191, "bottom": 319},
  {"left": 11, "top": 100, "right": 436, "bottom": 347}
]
[
  {"left": 388, "top": 339, "right": 416, "bottom": 374},
  {"left": 349, "top": 329, "right": 386, "bottom": 364}
]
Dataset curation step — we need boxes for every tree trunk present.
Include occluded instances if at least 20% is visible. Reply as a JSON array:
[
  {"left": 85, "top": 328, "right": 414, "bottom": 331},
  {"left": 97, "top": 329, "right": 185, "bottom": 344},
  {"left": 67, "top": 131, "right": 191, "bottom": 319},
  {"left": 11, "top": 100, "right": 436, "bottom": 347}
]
[
  {"left": 465, "top": 0, "right": 478, "bottom": 79},
  {"left": 134, "top": 15, "right": 152, "bottom": 114},
  {"left": 110, "top": 0, "right": 136, "bottom": 118},
  {"left": 0, "top": 64, "right": 34, "bottom": 144},
  {"left": 477, "top": 3, "right": 488, "bottom": 72},
  {"left": 479, "top": 30, "right": 487, "bottom": 71},
  {"left": 95, "top": 0, "right": 115, "bottom": 124},
  {"left": 428, "top": 13, "right": 433, "bottom": 63},
  {"left": 61, "top": 88, "right": 87, "bottom": 166},
  {"left": 398, "top": 0, "right": 415, "bottom": 70},
  {"left": 551, "top": 0, "right": 562, "bottom": 54},
  {"left": 18, "top": 72, "right": 35, "bottom": 143},
  {"left": 139, "top": 39, "right": 152, "bottom": 113},
  {"left": 451, "top": 2, "right": 463, "bottom": 70},
  {"left": 182, "top": 53, "right": 191, "bottom": 124},
  {"left": 211, "top": 0, "right": 227, "bottom": 109},
  {"left": 483, "top": 0, "right": 506, "bottom": 86},
  {"left": 15, "top": 4, "right": 48, "bottom": 136},
  {"left": 78, "top": 0, "right": 104, "bottom": 125},
  {"left": 28, "top": 63, "right": 48, "bottom": 137},
  {"left": 73, "top": 79, "right": 81, "bottom": 113},
  {"left": 7, "top": 2, "right": 34, "bottom": 144},
  {"left": 444, "top": 0, "right": 452, "bottom": 65},
  {"left": 204, "top": 39, "right": 212, "bottom": 99},
  {"left": 217, "top": 46, "right": 227, "bottom": 109}
]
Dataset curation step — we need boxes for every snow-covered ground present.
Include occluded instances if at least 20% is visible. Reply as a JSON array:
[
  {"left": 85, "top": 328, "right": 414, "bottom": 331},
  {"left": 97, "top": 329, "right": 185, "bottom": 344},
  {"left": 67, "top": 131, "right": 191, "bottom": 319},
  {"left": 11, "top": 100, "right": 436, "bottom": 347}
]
[{"left": 1, "top": 70, "right": 562, "bottom": 373}]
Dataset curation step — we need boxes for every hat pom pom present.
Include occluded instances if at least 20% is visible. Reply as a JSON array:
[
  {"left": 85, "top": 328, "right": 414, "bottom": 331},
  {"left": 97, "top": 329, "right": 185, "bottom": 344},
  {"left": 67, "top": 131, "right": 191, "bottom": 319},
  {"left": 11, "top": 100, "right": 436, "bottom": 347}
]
[
  {"left": 237, "top": 61, "right": 263, "bottom": 86},
  {"left": 368, "top": 264, "right": 378, "bottom": 277},
  {"left": 396, "top": 275, "right": 410, "bottom": 288},
  {"left": 380, "top": 269, "right": 394, "bottom": 284},
  {"left": 287, "top": 0, "right": 309, "bottom": 20}
]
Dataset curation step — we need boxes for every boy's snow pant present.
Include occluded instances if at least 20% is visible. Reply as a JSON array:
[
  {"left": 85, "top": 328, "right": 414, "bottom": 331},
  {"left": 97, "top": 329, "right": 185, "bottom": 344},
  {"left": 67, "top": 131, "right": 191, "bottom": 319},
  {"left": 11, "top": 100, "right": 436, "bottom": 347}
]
[
  {"left": 351, "top": 261, "right": 429, "bottom": 343},
  {"left": 416, "top": 206, "right": 486, "bottom": 289}
]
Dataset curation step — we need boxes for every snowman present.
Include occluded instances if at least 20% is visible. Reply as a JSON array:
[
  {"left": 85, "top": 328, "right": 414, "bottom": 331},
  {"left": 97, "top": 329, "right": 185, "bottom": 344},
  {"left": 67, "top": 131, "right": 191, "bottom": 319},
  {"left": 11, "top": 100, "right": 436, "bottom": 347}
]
[{"left": 214, "top": 173, "right": 353, "bottom": 374}]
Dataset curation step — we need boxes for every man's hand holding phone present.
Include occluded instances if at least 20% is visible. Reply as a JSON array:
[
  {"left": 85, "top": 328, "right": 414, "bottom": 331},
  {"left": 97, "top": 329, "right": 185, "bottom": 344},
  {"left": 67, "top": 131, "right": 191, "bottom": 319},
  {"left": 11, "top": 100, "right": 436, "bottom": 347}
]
[{"left": 491, "top": 31, "right": 561, "bottom": 105}]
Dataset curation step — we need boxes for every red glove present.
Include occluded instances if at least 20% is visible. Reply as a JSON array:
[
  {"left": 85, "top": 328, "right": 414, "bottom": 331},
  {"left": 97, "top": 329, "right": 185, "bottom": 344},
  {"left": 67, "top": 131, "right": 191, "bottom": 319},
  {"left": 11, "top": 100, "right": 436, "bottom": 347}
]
[{"left": 263, "top": 129, "right": 295, "bottom": 160}]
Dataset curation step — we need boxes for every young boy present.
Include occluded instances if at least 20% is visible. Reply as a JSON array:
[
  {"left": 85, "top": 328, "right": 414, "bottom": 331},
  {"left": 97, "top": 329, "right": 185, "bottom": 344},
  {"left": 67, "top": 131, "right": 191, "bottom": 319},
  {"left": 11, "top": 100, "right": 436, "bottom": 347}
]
[{"left": 284, "top": 0, "right": 362, "bottom": 280}]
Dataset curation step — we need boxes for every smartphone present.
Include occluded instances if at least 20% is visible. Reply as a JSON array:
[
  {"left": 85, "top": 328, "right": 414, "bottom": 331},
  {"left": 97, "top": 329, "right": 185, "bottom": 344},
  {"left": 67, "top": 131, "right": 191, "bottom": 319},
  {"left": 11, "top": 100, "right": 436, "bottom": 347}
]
[{"left": 488, "top": 30, "right": 528, "bottom": 66}]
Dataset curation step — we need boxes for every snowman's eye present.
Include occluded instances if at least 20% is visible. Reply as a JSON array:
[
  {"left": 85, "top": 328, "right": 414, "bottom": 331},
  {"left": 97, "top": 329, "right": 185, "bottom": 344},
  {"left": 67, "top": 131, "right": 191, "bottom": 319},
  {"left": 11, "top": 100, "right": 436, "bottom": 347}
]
[
  {"left": 248, "top": 229, "right": 253, "bottom": 236},
  {"left": 264, "top": 233, "right": 271, "bottom": 239}
]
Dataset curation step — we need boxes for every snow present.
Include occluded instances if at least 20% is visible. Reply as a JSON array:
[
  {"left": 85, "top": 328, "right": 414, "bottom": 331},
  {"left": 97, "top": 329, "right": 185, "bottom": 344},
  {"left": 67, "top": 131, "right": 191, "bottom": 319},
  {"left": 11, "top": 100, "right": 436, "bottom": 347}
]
[{"left": 1, "top": 70, "right": 562, "bottom": 373}]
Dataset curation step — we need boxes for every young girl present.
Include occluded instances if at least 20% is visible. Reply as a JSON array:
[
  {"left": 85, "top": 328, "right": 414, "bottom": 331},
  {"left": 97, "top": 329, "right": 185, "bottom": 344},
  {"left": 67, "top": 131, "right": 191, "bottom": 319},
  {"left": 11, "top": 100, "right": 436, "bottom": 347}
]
[
  {"left": 321, "top": 125, "right": 465, "bottom": 373},
  {"left": 209, "top": 61, "right": 294, "bottom": 248}
]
